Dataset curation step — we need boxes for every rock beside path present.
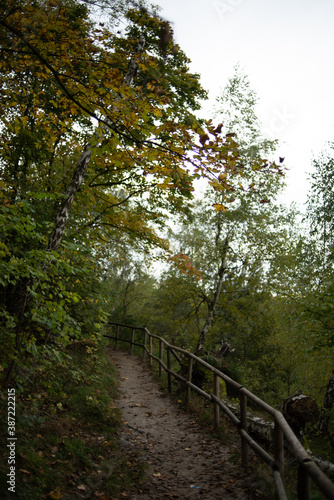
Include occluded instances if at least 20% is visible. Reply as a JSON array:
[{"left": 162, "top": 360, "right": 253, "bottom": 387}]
[{"left": 109, "top": 349, "right": 264, "bottom": 499}]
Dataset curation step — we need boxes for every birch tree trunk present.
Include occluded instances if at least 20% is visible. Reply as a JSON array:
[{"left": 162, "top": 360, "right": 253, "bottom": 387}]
[
  {"left": 47, "top": 36, "right": 145, "bottom": 251},
  {"left": 2, "top": 37, "right": 145, "bottom": 386},
  {"left": 47, "top": 147, "right": 92, "bottom": 251},
  {"left": 195, "top": 235, "right": 229, "bottom": 354}
]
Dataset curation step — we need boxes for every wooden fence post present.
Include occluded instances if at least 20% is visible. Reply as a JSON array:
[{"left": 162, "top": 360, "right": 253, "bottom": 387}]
[
  {"left": 167, "top": 347, "right": 172, "bottom": 393},
  {"left": 213, "top": 373, "right": 220, "bottom": 431},
  {"left": 149, "top": 335, "right": 153, "bottom": 366},
  {"left": 143, "top": 329, "right": 147, "bottom": 360},
  {"left": 159, "top": 340, "right": 163, "bottom": 377},
  {"left": 240, "top": 392, "right": 248, "bottom": 467},
  {"left": 130, "top": 328, "right": 135, "bottom": 355},
  {"left": 115, "top": 325, "right": 119, "bottom": 351},
  {"left": 274, "top": 420, "right": 284, "bottom": 483},
  {"left": 186, "top": 357, "right": 193, "bottom": 411}
]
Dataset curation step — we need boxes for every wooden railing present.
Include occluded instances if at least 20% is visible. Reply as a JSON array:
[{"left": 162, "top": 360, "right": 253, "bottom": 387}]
[{"left": 105, "top": 322, "right": 334, "bottom": 500}]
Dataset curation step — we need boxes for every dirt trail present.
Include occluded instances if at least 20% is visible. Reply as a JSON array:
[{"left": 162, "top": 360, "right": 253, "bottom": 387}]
[{"left": 109, "top": 349, "right": 262, "bottom": 500}]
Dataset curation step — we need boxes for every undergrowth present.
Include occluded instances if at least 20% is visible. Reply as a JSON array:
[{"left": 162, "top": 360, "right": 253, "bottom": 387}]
[{"left": 0, "top": 338, "right": 146, "bottom": 499}]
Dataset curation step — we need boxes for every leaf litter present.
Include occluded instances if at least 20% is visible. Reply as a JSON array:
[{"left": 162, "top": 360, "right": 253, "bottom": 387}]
[{"left": 110, "top": 349, "right": 266, "bottom": 499}]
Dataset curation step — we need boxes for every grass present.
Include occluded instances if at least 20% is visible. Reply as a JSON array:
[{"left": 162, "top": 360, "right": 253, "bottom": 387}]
[{"left": 0, "top": 338, "right": 147, "bottom": 499}]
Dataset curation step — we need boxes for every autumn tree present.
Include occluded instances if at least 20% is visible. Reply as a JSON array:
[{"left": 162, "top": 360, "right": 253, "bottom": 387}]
[
  {"left": 145, "top": 68, "right": 306, "bottom": 404},
  {"left": 214, "top": 64, "right": 283, "bottom": 200},
  {"left": 2, "top": 0, "right": 282, "bottom": 385},
  {"left": 187, "top": 67, "right": 287, "bottom": 352}
]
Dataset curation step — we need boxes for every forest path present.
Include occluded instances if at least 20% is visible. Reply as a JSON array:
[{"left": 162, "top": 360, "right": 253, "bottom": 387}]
[{"left": 108, "top": 349, "right": 263, "bottom": 500}]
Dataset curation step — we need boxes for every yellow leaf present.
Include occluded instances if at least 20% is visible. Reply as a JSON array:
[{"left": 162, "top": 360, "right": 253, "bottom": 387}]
[
  {"left": 212, "top": 203, "right": 226, "bottom": 212},
  {"left": 153, "top": 108, "right": 162, "bottom": 118},
  {"left": 47, "top": 488, "right": 62, "bottom": 499}
]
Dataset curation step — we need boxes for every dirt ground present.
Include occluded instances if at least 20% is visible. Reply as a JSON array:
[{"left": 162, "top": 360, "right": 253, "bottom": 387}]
[{"left": 109, "top": 349, "right": 265, "bottom": 500}]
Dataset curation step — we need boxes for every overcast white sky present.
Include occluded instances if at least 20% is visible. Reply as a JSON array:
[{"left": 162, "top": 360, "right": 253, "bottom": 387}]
[{"left": 155, "top": 0, "right": 334, "bottom": 208}]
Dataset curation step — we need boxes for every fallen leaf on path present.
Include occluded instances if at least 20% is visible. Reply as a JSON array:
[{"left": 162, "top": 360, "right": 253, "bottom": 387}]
[{"left": 47, "top": 488, "right": 62, "bottom": 499}]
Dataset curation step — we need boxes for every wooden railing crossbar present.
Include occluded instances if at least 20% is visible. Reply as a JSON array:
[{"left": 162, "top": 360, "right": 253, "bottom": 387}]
[{"left": 104, "top": 322, "right": 334, "bottom": 500}]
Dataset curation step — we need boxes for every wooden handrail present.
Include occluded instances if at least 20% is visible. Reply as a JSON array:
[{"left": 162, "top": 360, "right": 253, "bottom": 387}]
[{"left": 105, "top": 322, "right": 334, "bottom": 500}]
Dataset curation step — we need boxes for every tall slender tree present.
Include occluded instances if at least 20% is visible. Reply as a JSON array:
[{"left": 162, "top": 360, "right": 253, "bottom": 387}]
[{"left": 304, "top": 143, "right": 334, "bottom": 433}]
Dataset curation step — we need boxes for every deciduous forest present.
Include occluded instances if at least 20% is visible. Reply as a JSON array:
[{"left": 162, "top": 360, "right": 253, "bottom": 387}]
[{"left": 0, "top": 0, "right": 334, "bottom": 497}]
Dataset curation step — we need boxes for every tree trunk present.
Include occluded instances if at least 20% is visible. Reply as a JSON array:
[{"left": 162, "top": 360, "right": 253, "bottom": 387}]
[
  {"left": 47, "top": 146, "right": 92, "bottom": 251},
  {"left": 47, "top": 36, "right": 145, "bottom": 251},
  {"left": 195, "top": 235, "right": 229, "bottom": 354},
  {"left": 318, "top": 364, "right": 334, "bottom": 434}
]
